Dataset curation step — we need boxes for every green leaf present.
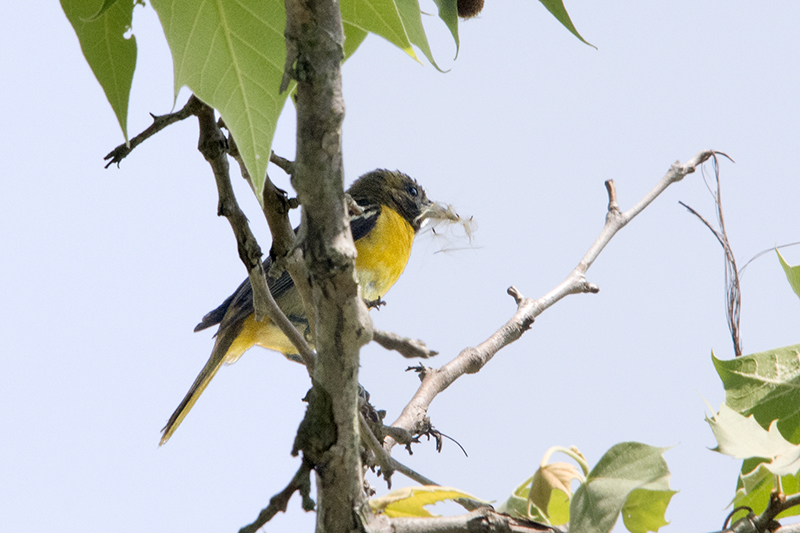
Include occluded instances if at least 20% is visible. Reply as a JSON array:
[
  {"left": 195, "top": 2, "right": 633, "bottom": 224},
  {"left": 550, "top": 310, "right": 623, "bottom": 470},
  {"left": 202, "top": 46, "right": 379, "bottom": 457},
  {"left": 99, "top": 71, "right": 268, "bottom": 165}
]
[
  {"left": 341, "top": 0, "right": 449, "bottom": 69},
  {"left": 713, "top": 345, "right": 800, "bottom": 443},
  {"left": 343, "top": 22, "right": 369, "bottom": 59},
  {"left": 432, "top": 0, "right": 459, "bottom": 57},
  {"left": 538, "top": 0, "right": 595, "bottom": 49},
  {"left": 369, "top": 486, "right": 486, "bottom": 517},
  {"left": 396, "top": 0, "right": 444, "bottom": 70},
  {"left": 570, "top": 443, "right": 674, "bottom": 533},
  {"left": 61, "top": 0, "right": 137, "bottom": 141},
  {"left": 777, "top": 249, "right": 800, "bottom": 301},
  {"left": 83, "top": 0, "right": 122, "bottom": 21},
  {"left": 731, "top": 458, "right": 800, "bottom": 523},
  {"left": 150, "top": 0, "right": 290, "bottom": 197},
  {"left": 340, "top": 0, "right": 417, "bottom": 60}
]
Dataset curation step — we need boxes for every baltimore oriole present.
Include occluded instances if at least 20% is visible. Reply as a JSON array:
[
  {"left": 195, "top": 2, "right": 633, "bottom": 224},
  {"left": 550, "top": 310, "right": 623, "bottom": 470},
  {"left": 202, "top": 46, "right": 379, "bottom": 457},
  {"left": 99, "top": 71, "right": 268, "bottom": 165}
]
[{"left": 160, "top": 169, "right": 433, "bottom": 444}]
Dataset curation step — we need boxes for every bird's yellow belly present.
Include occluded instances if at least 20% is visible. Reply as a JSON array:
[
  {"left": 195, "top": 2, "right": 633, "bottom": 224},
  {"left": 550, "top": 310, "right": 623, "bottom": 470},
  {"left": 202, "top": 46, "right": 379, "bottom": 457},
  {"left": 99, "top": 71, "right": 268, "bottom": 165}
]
[
  {"left": 225, "top": 207, "right": 415, "bottom": 361},
  {"left": 354, "top": 208, "right": 415, "bottom": 302}
]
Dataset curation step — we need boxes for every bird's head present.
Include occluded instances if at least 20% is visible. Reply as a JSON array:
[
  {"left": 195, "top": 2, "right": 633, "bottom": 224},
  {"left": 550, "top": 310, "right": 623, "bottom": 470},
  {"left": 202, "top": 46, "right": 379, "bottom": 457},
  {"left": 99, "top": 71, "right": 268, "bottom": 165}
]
[{"left": 348, "top": 169, "right": 431, "bottom": 231}]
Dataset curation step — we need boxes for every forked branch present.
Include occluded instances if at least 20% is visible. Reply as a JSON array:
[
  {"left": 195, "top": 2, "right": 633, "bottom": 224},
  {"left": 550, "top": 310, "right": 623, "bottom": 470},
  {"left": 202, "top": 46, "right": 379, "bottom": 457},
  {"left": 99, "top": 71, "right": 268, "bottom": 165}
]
[{"left": 385, "top": 149, "right": 721, "bottom": 451}]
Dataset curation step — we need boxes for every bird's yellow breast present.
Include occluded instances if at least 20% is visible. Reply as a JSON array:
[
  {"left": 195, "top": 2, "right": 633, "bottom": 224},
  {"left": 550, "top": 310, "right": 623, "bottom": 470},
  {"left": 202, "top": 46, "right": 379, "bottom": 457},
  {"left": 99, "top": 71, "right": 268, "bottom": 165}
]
[{"left": 354, "top": 206, "right": 415, "bottom": 302}]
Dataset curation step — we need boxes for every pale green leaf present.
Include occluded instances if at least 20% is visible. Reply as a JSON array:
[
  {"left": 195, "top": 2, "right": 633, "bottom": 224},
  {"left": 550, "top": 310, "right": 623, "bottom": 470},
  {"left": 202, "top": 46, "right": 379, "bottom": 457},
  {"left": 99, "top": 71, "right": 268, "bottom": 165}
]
[
  {"left": 538, "top": 0, "right": 595, "bottom": 48},
  {"left": 61, "top": 0, "right": 136, "bottom": 140},
  {"left": 707, "top": 403, "right": 800, "bottom": 506},
  {"left": 570, "top": 443, "right": 673, "bottom": 533},
  {"left": 713, "top": 345, "right": 800, "bottom": 443},
  {"left": 369, "top": 486, "right": 486, "bottom": 517},
  {"left": 622, "top": 488, "right": 675, "bottom": 533},
  {"left": 777, "top": 249, "right": 800, "bottom": 301},
  {"left": 151, "top": 0, "right": 290, "bottom": 197},
  {"left": 707, "top": 403, "right": 796, "bottom": 462}
]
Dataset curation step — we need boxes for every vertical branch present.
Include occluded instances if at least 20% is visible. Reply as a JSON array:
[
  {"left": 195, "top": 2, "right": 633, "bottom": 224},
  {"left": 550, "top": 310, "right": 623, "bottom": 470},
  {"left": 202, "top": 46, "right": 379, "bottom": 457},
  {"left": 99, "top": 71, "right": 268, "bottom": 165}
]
[{"left": 283, "top": 0, "right": 371, "bottom": 532}]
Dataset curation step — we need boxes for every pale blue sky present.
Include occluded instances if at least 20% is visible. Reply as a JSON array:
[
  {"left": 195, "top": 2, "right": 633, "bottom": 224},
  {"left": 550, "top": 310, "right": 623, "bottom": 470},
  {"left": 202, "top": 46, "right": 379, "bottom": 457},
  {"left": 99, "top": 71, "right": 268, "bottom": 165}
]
[{"left": 2, "top": 1, "right": 799, "bottom": 531}]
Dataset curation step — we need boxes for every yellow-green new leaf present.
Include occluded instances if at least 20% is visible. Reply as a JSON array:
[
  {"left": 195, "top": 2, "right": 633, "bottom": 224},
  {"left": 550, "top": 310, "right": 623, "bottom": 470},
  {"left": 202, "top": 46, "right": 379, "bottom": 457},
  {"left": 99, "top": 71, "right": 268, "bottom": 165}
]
[
  {"left": 777, "top": 249, "right": 800, "bottom": 301},
  {"left": 61, "top": 0, "right": 136, "bottom": 141},
  {"left": 622, "top": 488, "right": 675, "bottom": 533},
  {"left": 369, "top": 486, "right": 485, "bottom": 517},
  {"left": 529, "top": 462, "right": 583, "bottom": 520}
]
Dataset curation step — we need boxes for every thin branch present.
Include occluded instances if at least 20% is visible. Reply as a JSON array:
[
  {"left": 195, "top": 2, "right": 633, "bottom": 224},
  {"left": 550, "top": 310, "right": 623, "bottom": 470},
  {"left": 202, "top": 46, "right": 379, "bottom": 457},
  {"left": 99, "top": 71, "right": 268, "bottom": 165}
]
[
  {"left": 373, "top": 329, "right": 439, "bottom": 359},
  {"left": 713, "top": 492, "right": 800, "bottom": 533},
  {"left": 226, "top": 131, "right": 298, "bottom": 259},
  {"left": 751, "top": 492, "right": 800, "bottom": 532},
  {"left": 270, "top": 150, "right": 296, "bottom": 176},
  {"left": 104, "top": 95, "right": 204, "bottom": 167},
  {"left": 238, "top": 459, "right": 314, "bottom": 533},
  {"left": 195, "top": 101, "right": 316, "bottom": 370},
  {"left": 222, "top": 122, "right": 314, "bottom": 346},
  {"left": 385, "top": 150, "right": 719, "bottom": 450}
]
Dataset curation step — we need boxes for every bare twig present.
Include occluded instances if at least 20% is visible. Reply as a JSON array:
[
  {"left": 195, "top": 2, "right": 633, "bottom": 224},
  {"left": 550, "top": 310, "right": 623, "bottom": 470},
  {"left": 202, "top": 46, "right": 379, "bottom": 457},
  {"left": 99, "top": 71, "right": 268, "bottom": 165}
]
[
  {"left": 104, "top": 95, "right": 204, "bottom": 167},
  {"left": 226, "top": 132, "right": 298, "bottom": 259},
  {"left": 223, "top": 124, "right": 313, "bottom": 344},
  {"left": 195, "top": 102, "right": 316, "bottom": 370},
  {"left": 238, "top": 459, "right": 314, "bottom": 533},
  {"left": 385, "top": 150, "right": 720, "bottom": 451},
  {"left": 373, "top": 329, "right": 439, "bottom": 359},
  {"left": 679, "top": 153, "right": 741, "bottom": 356},
  {"left": 270, "top": 150, "right": 296, "bottom": 176},
  {"left": 717, "top": 492, "right": 800, "bottom": 533}
]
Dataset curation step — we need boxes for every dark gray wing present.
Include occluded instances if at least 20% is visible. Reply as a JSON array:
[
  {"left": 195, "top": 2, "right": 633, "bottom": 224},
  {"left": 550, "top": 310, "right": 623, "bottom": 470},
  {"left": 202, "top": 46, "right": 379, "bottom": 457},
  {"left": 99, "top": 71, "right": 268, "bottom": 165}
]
[{"left": 194, "top": 203, "right": 381, "bottom": 333}]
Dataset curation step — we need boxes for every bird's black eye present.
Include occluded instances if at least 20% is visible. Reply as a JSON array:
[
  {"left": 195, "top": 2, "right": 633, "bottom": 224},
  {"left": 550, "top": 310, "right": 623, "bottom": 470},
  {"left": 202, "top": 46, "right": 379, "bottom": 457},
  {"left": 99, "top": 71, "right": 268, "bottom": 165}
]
[{"left": 407, "top": 185, "right": 418, "bottom": 197}]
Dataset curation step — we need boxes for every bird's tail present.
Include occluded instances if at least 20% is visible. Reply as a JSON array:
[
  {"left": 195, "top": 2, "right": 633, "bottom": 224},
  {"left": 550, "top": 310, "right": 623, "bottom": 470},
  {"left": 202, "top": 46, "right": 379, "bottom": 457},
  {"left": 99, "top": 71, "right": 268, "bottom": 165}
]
[{"left": 159, "top": 324, "right": 242, "bottom": 445}]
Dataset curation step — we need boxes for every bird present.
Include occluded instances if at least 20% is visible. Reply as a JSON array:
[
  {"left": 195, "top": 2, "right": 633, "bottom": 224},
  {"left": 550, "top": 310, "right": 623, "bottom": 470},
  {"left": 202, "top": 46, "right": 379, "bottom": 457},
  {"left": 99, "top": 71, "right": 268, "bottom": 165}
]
[{"left": 160, "top": 169, "right": 433, "bottom": 444}]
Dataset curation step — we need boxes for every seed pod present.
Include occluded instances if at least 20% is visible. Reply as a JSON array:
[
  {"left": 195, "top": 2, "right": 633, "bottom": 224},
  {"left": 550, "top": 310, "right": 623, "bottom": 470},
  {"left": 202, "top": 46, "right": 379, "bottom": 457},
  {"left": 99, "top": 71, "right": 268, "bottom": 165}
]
[{"left": 457, "top": 0, "right": 484, "bottom": 19}]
